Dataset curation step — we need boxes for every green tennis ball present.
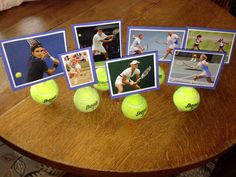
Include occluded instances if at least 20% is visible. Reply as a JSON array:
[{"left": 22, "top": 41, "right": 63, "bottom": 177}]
[
  {"left": 158, "top": 66, "right": 165, "bottom": 85},
  {"left": 15, "top": 72, "right": 22, "bottom": 78},
  {"left": 121, "top": 94, "right": 148, "bottom": 120},
  {"left": 173, "top": 86, "right": 200, "bottom": 111},
  {"left": 73, "top": 86, "right": 100, "bottom": 112},
  {"left": 30, "top": 80, "right": 59, "bottom": 105},
  {"left": 93, "top": 68, "right": 109, "bottom": 91}
]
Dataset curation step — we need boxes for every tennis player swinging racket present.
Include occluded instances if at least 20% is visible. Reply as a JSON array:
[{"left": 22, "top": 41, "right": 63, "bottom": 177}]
[{"left": 115, "top": 60, "right": 151, "bottom": 94}]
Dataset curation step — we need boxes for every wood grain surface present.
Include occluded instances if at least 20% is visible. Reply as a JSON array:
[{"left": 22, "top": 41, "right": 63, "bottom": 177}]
[{"left": 0, "top": 0, "right": 236, "bottom": 177}]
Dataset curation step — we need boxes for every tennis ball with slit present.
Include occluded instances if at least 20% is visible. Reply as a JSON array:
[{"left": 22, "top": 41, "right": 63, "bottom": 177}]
[
  {"left": 158, "top": 66, "right": 165, "bottom": 85},
  {"left": 15, "top": 72, "right": 22, "bottom": 78},
  {"left": 73, "top": 86, "right": 100, "bottom": 112},
  {"left": 173, "top": 86, "right": 200, "bottom": 111},
  {"left": 30, "top": 80, "right": 58, "bottom": 105},
  {"left": 121, "top": 94, "right": 148, "bottom": 120},
  {"left": 93, "top": 68, "right": 109, "bottom": 91}
]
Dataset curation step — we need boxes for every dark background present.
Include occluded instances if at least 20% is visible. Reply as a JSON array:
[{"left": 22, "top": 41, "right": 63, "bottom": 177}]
[
  {"left": 107, "top": 55, "right": 156, "bottom": 95},
  {"left": 76, "top": 23, "right": 121, "bottom": 62}
]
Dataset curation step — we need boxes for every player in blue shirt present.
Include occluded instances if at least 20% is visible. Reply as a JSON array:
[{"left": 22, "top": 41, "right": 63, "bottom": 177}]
[{"left": 192, "top": 54, "right": 214, "bottom": 83}]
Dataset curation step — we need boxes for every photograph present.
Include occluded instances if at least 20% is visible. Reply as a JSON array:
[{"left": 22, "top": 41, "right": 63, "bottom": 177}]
[
  {"left": 127, "top": 27, "right": 186, "bottom": 61},
  {"left": 0, "top": 29, "right": 67, "bottom": 91},
  {"left": 185, "top": 27, "right": 236, "bottom": 63},
  {"left": 167, "top": 49, "right": 225, "bottom": 89},
  {"left": 72, "top": 20, "right": 122, "bottom": 68},
  {"left": 105, "top": 52, "right": 159, "bottom": 99},
  {"left": 59, "top": 47, "right": 97, "bottom": 90}
]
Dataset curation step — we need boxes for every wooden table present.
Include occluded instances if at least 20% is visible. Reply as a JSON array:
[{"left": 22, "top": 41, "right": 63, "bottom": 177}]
[{"left": 0, "top": 0, "right": 236, "bottom": 177}]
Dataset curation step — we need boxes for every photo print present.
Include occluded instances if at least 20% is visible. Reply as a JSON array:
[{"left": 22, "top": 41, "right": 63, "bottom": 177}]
[
  {"left": 185, "top": 27, "right": 235, "bottom": 64},
  {"left": 127, "top": 27, "right": 186, "bottom": 61},
  {"left": 105, "top": 52, "right": 159, "bottom": 99},
  {"left": 72, "top": 20, "right": 122, "bottom": 67},
  {"left": 59, "top": 47, "right": 97, "bottom": 90},
  {"left": 167, "top": 49, "right": 225, "bottom": 89},
  {"left": 0, "top": 29, "right": 67, "bottom": 90}
]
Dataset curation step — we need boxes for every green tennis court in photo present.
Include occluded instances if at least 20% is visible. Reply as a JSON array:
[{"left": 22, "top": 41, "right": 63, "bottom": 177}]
[
  {"left": 186, "top": 30, "right": 235, "bottom": 63},
  {"left": 107, "top": 55, "right": 155, "bottom": 95}
]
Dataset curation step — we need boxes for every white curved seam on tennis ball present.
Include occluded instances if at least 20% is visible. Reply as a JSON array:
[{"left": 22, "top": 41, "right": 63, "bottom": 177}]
[
  {"left": 123, "top": 100, "right": 146, "bottom": 109},
  {"left": 31, "top": 85, "right": 57, "bottom": 101},
  {"left": 175, "top": 89, "right": 200, "bottom": 102},
  {"left": 175, "top": 92, "right": 199, "bottom": 102},
  {"left": 75, "top": 90, "right": 99, "bottom": 102},
  {"left": 32, "top": 87, "right": 56, "bottom": 98},
  {"left": 31, "top": 88, "right": 51, "bottom": 98},
  {"left": 76, "top": 96, "right": 99, "bottom": 103}
]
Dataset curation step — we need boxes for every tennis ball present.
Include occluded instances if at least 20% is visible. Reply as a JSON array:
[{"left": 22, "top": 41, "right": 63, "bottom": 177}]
[
  {"left": 158, "top": 66, "right": 165, "bottom": 85},
  {"left": 73, "top": 86, "right": 100, "bottom": 112},
  {"left": 173, "top": 86, "right": 200, "bottom": 111},
  {"left": 30, "top": 80, "right": 58, "bottom": 105},
  {"left": 121, "top": 94, "right": 148, "bottom": 120},
  {"left": 15, "top": 72, "right": 22, "bottom": 78},
  {"left": 93, "top": 68, "right": 109, "bottom": 91}
]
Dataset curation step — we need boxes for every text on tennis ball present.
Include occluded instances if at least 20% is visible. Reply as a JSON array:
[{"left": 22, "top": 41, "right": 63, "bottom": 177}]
[
  {"left": 136, "top": 108, "right": 147, "bottom": 117},
  {"left": 43, "top": 96, "right": 57, "bottom": 104},
  {"left": 86, "top": 101, "right": 99, "bottom": 110},
  {"left": 185, "top": 103, "right": 198, "bottom": 110}
]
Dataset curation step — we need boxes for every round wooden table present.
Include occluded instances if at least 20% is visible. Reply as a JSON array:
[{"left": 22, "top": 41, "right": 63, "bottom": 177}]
[{"left": 0, "top": 0, "right": 236, "bottom": 177}]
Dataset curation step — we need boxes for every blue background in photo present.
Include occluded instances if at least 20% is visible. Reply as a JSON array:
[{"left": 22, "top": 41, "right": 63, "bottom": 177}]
[
  {"left": 3, "top": 33, "right": 66, "bottom": 86},
  {"left": 130, "top": 31, "right": 185, "bottom": 59}
]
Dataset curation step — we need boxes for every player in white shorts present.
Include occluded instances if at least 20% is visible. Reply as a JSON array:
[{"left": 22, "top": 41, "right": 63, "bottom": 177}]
[
  {"left": 129, "top": 34, "right": 144, "bottom": 54},
  {"left": 66, "top": 55, "right": 82, "bottom": 84},
  {"left": 115, "top": 60, "right": 141, "bottom": 93},
  {"left": 92, "top": 29, "right": 113, "bottom": 59},
  {"left": 216, "top": 38, "right": 228, "bottom": 53},
  {"left": 160, "top": 32, "right": 180, "bottom": 60}
]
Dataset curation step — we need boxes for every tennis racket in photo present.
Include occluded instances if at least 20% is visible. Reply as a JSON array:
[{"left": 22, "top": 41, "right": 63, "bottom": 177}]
[
  {"left": 112, "top": 28, "right": 119, "bottom": 39},
  {"left": 175, "top": 60, "right": 192, "bottom": 68},
  {"left": 143, "top": 43, "right": 149, "bottom": 51},
  {"left": 130, "top": 65, "right": 152, "bottom": 83}
]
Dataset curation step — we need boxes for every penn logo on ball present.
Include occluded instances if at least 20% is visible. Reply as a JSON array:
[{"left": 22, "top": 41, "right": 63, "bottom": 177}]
[
  {"left": 121, "top": 94, "right": 148, "bottom": 120},
  {"left": 73, "top": 86, "right": 100, "bottom": 112},
  {"left": 136, "top": 107, "right": 148, "bottom": 117},
  {"left": 30, "top": 80, "right": 59, "bottom": 105},
  {"left": 93, "top": 68, "right": 109, "bottom": 91},
  {"left": 173, "top": 86, "right": 200, "bottom": 111},
  {"left": 86, "top": 101, "right": 99, "bottom": 111},
  {"left": 185, "top": 103, "right": 199, "bottom": 110}
]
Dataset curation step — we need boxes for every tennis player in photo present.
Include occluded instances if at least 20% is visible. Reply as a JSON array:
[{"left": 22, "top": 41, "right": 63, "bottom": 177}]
[
  {"left": 72, "top": 20, "right": 122, "bottom": 68},
  {"left": 0, "top": 30, "right": 67, "bottom": 90},
  {"left": 185, "top": 27, "right": 235, "bottom": 64},
  {"left": 167, "top": 49, "right": 225, "bottom": 89},
  {"left": 59, "top": 48, "right": 97, "bottom": 90},
  {"left": 127, "top": 27, "right": 186, "bottom": 62},
  {"left": 105, "top": 52, "right": 159, "bottom": 99}
]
